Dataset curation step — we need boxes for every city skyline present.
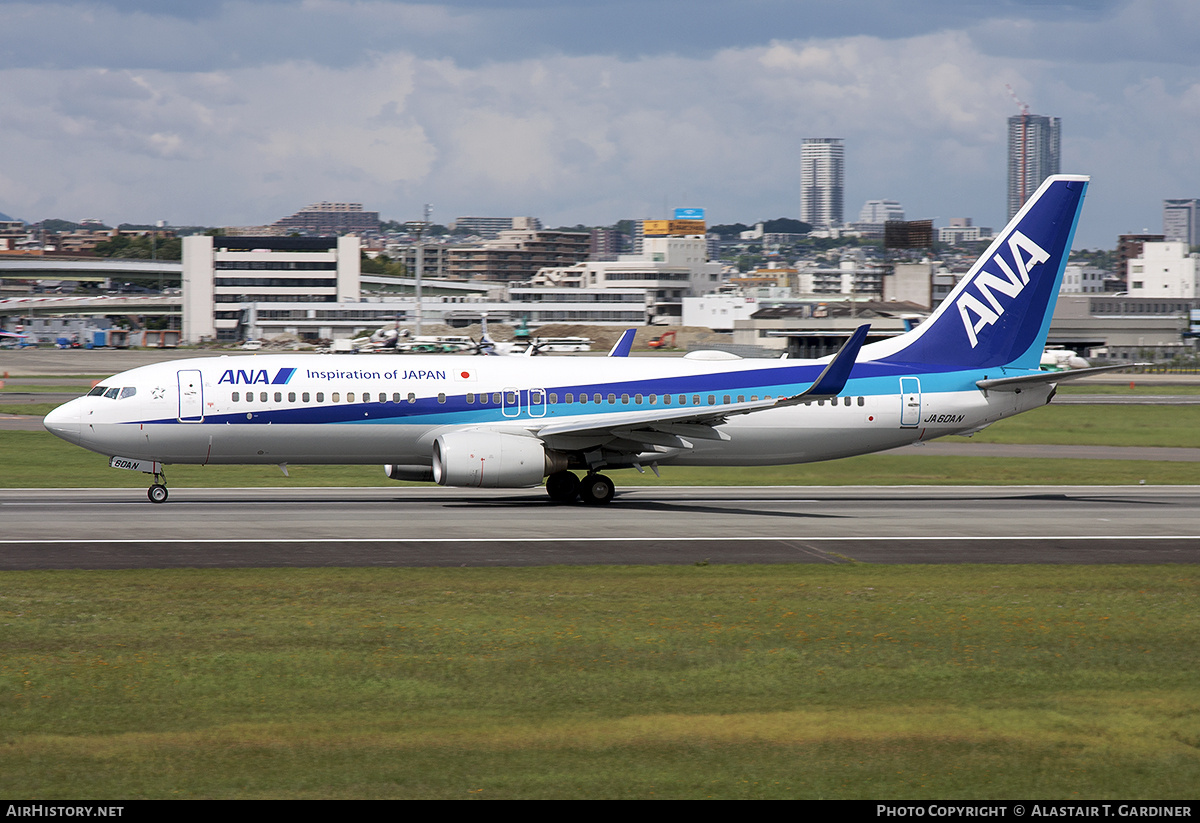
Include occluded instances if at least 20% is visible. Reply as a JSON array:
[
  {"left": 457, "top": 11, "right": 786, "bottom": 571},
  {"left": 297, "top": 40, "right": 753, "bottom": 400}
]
[{"left": 0, "top": 1, "right": 1198, "bottom": 249}]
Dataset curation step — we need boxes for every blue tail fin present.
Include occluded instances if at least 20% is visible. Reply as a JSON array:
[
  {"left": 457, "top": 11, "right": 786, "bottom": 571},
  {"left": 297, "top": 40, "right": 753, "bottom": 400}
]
[
  {"left": 871, "top": 174, "right": 1088, "bottom": 370},
  {"left": 608, "top": 328, "right": 636, "bottom": 357}
]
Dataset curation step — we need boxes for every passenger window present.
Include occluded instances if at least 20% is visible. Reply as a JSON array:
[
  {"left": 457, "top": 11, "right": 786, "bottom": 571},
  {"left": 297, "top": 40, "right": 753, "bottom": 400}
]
[
  {"left": 649, "top": 395, "right": 657, "bottom": 405},
  {"left": 707, "top": 395, "right": 714, "bottom": 405},
  {"left": 408, "top": 393, "right": 416, "bottom": 404},
  {"left": 594, "top": 393, "right": 602, "bottom": 403},
  {"left": 723, "top": 395, "right": 730, "bottom": 404},
  {"left": 288, "top": 392, "right": 296, "bottom": 402},
  {"left": 120, "top": 387, "right": 136, "bottom": 399},
  {"left": 493, "top": 392, "right": 502, "bottom": 404},
  {"left": 506, "top": 391, "right": 517, "bottom": 404},
  {"left": 274, "top": 392, "right": 282, "bottom": 402},
  {"left": 260, "top": 392, "right": 268, "bottom": 402},
  {"left": 332, "top": 392, "right": 340, "bottom": 402},
  {"left": 621, "top": 394, "right": 630, "bottom": 404},
  {"left": 664, "top": 395, "right": 671, "bottom": 405},
  {"left": 466, "top": 393, "right": 475, "bottom": 404},
  {"left": 843, "top": 396, "right": 851, "bottom": 407},
  {"left": 316, "top": 392, "right": 324, "bottom": 402},
  {"left": 247, "top": 394, "right": 254, "bottom": 404},
  {"left": 751, "top": 395, "right": 758, "bottom": 402},
  {"left": 438, "top": 393, "right": 446, "bottom": 404},
  {"left": 579, "top": 393, "right": 587, "bottom": 404},
  {"left": 689, "top": 395, "right": 697, "bottom": 405},
  {"left": 549, "top": 393, "right": 558, "bottom": 404},
  {"left": 347, "top": 392, "right": 355, "bottom": 403},
  {"left": 531, "top": 390, "right": 543, "bottom": 404},
  {"left": 737, "top": 395, "right": 745, "bottom": 403},
  {"left": 857, "top": 397, "right": 865, "bottom": 406},
  {"left": 392, "top": 393, "right": 400, "bottom": 403},
  {"left": 303, "top": 392, "right": 311, "bottom": 403},
  {"left": 608, "top": 393, "right": 616, "bottom": 404},
  {"left": 232, "top": 391, "right": 240, "bottom": 402},
  {"left": 634, "top": 394, "right": 642, "bottom": 404}
]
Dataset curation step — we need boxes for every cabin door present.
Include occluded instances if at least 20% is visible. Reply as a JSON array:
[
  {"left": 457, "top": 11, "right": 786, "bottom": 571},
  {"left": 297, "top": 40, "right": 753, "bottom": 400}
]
[
  {"left": 899, "top": 377, "right": 921, "bottom": 428},
  {"left": 177, "top": 370, "right": 204, "bottom": 422}
]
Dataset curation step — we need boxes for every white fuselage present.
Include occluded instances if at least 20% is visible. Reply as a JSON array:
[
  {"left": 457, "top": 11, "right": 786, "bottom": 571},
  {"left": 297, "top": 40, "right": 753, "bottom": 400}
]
[{"left": 43, "top": 352, "right": 1050, "bottom": 471}]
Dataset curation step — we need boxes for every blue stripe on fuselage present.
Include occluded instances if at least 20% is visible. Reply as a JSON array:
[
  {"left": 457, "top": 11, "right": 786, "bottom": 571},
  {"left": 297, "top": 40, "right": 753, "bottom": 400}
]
[{"left": 122, "top": 360, "right": 1024, "bottom": 427}]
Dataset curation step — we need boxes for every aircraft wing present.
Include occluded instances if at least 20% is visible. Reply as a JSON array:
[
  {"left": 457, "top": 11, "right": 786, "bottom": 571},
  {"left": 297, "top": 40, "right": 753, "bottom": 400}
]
[{"left": 533, "top": 324, "right": 869, "bottom": 452}]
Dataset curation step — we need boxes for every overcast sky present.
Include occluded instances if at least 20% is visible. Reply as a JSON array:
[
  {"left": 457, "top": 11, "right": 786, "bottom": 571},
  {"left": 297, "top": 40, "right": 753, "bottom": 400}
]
[{"left": 1, "top": 0, "right": 1197, "bottom": 248}]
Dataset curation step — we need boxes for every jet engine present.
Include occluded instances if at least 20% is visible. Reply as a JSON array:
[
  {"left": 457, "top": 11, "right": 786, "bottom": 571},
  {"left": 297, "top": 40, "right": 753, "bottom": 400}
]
[
  {"left": 384, "top": 464, "right": 434, "bottom": 482},
  {"left": 432, "top": 431, "right": 567, "bottom": 488}
]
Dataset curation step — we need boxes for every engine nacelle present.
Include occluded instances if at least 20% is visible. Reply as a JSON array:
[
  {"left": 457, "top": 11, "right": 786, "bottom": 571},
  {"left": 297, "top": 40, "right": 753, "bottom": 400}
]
[
  {"left": 432, "top": 431, "right": 565, "bottom": 488},
  {"left": 384, "top": 464, "right": 434, "bottom": 482}
]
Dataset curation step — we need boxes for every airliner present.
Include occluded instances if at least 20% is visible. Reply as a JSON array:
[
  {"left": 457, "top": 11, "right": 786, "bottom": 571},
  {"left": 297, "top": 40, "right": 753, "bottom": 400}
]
[{"left": 44, "top": 175, "right": 1117, "bottom": 505}]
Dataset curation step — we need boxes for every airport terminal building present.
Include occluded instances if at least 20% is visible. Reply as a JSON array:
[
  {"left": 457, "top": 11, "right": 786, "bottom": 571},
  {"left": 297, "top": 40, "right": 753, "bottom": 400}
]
[{"left": 182, "top": 235, "right": 361, "bottom": 343}]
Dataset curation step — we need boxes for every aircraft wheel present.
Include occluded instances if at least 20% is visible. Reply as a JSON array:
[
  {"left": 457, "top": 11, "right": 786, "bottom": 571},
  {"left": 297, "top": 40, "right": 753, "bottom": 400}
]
[
  {"left": 148, "top": 484, "right": 169, "bottom": 504},
  {"left": 579, "top": 473, "right": 615, "bottom": 505},
  {"left": 545, "top": 471, "right": 580, "bottom": 503}
]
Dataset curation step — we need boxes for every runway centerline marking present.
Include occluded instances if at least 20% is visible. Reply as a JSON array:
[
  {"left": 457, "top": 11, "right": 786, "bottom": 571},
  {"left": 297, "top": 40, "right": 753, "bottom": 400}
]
[{"left": 3, "top": 535, "right": 1199, "bottom": 545}]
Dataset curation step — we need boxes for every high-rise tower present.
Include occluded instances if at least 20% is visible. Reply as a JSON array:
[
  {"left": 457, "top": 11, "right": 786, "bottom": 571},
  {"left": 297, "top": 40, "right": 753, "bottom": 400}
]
[
  {"left": 1163, "top": 199, "right": 1200, "bottom": 247},
  {"left": 800, "top": 138, "right": 844, "bottom": 228},
  {"left": 1007, "top": 114, "right": 1060, "bottom": 221}
]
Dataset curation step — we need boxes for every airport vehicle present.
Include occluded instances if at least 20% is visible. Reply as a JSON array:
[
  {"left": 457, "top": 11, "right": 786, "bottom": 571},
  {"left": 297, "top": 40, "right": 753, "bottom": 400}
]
[
  {"left": 44, "top": 175, "right": 1118, "bottom": 505},
  {"left": 647, "top": 331, "right": 677, "bottom": 349}
]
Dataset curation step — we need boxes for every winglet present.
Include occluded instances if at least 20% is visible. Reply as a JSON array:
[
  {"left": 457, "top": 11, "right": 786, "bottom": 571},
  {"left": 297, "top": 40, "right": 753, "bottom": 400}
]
[
  {"left": 778, "top": 324, "right": 869, "bottom": 405},
  {"left": 608, "top": 329, "right": 636, "bottom": 357}
]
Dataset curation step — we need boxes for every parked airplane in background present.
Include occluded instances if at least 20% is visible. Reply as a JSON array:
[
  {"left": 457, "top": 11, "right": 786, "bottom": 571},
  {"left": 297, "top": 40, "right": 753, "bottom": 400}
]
[
  {"left": 44, "top": 175, "right": 1121, "bottom": 505},
  {"left": 1041, "top": 348, "right": 1091, "bottom": 371},
  {"left": 0, "top": 328, "right": 30, "bottom": 346}
]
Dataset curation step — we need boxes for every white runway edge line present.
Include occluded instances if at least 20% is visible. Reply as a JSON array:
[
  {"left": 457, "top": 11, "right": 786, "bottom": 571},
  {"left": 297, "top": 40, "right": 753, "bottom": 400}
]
[{"left": 2, "top": 536, "right": 1199, "bottom": 545}]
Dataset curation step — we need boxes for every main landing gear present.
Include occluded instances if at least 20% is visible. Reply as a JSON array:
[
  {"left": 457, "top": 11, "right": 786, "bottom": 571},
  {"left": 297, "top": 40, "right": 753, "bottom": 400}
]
[
  {"left": 147, "top": 469, "right": 168, "bottom": 504},
  {"left": 545, "top": 471, "right": 615, "bottom": 505}
]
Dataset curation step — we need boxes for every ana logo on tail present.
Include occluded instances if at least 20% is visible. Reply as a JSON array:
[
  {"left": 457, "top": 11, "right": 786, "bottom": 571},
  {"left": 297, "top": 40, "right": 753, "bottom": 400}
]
[{"left": 955, "top": 230, "right": 1050, "bottom": 348}]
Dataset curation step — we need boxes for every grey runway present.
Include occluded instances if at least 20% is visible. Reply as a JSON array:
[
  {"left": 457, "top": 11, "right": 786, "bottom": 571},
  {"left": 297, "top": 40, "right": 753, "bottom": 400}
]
[{"left": 1, "top": 485, "right": 1196, "bottom": 568}]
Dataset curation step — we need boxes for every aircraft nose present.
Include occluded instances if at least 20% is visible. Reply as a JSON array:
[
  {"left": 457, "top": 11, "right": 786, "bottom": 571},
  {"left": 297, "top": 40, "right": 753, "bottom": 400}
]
[{"left": 43, "top": 399, "right": 82, "bottom": 445}]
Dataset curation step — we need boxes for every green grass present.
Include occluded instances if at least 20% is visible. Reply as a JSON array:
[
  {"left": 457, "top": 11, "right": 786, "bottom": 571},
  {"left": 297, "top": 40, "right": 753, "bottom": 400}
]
[
  {"left": 1057, "top": 383, "right": 1200, "bottom": 395},
  {"left": 0, "top": 384, "right": 95, "bottom": 393},
  {"left": 971, "top": 404, "right": 1200, "bottom": 448},
  {"left": 2, "top": 430, "right": 1198, "bottom": 488},
  {"left": 5, "top": 402, "right": 1200, "bottom": 489},
  {"left": 0, "top": 402, "right": 58, "bottom": 416},
  {"left": 1, "top": 565, "right": 1196, "bottom": 799},
  {"left": 7, "top": 400, "right": 1200, "bottom": 487}
]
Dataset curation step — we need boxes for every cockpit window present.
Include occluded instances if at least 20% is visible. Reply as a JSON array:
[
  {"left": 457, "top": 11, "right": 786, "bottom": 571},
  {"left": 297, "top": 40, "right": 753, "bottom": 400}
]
[
  {"left": 88, "top": 386, "right": 108, "bottom": 397},
  {"left": 119, "top": 387, "right": 137, "bottom": 399},
  {"left": 103, "top": 387, "right": 120, "bottom": 399}
]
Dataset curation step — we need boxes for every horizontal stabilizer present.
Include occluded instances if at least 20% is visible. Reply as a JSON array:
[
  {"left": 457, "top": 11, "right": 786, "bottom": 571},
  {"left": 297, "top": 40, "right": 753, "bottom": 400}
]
[{"left": 976, "top": 364, "right": 1142, "bottom": 392}]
